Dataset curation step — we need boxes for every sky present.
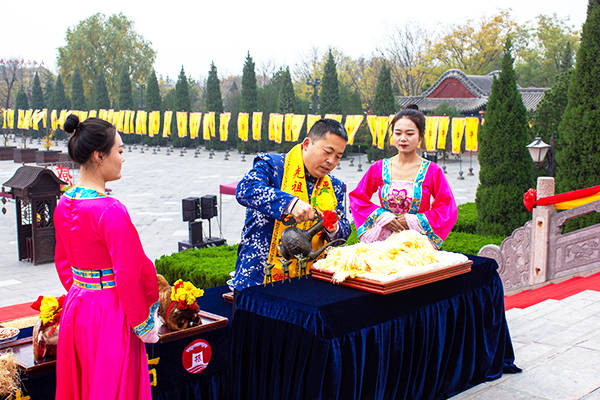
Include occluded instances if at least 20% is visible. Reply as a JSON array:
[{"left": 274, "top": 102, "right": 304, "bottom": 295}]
[{"left": 2, "top": 0, "right": 588, "bottom": 81}]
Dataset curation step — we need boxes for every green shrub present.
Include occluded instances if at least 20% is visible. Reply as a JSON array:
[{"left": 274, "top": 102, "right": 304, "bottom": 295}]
[
  {"left": 155, "top": 245, "right": 238, "bottom": 288},
  {"left": 454, "top": 202, "right": 477, "bottom": 233},
  {"left": 155, "top": 218, "right": 504, "bottom": 288},
  {"left": 441, "top": 231, "right": 503, "bottom": 255}
]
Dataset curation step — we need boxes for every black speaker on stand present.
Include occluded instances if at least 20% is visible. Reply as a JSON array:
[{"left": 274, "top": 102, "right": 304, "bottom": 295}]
[{"left": 178, "top": 195, "right": 225, "bottom": 252}]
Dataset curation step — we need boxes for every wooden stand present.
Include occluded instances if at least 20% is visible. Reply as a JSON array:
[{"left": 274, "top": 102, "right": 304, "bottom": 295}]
[{"left": 157, "top": 310, "right": 228, "bottom": 343}]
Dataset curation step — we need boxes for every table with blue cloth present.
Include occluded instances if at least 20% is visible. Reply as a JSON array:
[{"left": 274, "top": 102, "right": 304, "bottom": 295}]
[{"left": 231, "top": 255, "right": 520, "bottom": 400}]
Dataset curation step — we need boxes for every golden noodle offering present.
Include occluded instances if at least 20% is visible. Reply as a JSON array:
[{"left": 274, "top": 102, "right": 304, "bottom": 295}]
[{"left": 314, "top": 231, "right": 468, "bottom": 283}]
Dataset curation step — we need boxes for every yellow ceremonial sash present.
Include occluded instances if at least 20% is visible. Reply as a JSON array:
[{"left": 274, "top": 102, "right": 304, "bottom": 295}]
[{"left": 266, "top": 144, "right": 337, "bottom": 282}]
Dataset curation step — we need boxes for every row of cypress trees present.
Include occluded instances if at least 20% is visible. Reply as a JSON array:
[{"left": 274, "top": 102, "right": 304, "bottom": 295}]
[{"left": 476, "top": 0, "right": 600, "bottom": 235}]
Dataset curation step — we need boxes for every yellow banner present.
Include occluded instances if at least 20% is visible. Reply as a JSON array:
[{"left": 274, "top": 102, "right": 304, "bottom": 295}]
[
  {"left": 451, "top": 117, "right": 466, "bottom": 154},
  {"left": 3, "top": 109, "right": 14, "bottom": 129},
  {"left": 366, "top": 115, "right": 378, "bottom": 147},
  {"left": 284, "top": 113, "right": 294, "bottom": 142},
  {"left": 88, "top": 110, "right": 97, "bottom": 119},
  {"left": 99, "top": 109, "right": 108, "bottom": 121},
  {"left": 219, "top": 112, "right": 231, "bottom": 142},
  {"left": 344, "top": 115, "right": 363, "bottom": 145},
  {"left": 437, "top": 116, "right": 450, "bottom": 150},
  {"left": 203, "top": 112, "right": 215, "bottom": 140},
  {"left": 148, "top": 111, "right": 160, "bottom": 137},
  {"left": 32, "top": 109, "right": 46, "bottom": 131},
  {"left": 377, "top": 116, "right": 389, "bottom": 150},
  {"left": 237, "top": 112, "right": 249, "bottom": 142},
  {"left": 291, "top": 114, "right": 305, "bottom": 142},
  {"left": 24, "top": 109, "right": 34, "bottom": 130},
  {"left": 424, "top": 116, "right": 440, "bottom": 151},
  {"left": 80, "top": 111, "right": 88, "bottom": 122},
  {"left": 129, "top": 110, "right": 135, "bottom": 134},
  {"left": 107, "top": 109, "right": 114, "bottom": 125},
  {"left": 113, "top": 111, "right": 124, "bottom": 133},
  {"left": 189, "top": 112, "right": 202, "bottom": 139},
  {"left": 389, "top": 114, "right": 395, "bottom": 146},
  {"left": 163, "top": 111, "right": 173, "bottom": 138},
  {"left": 50, "top": 110, "right": 58, "bottom": 130},
  {"left": 252, "top": 112, "right": 262, "bottom": 141},
  {"left": 58, "top": 110, "right": 68, "bottom": 130},
  {"left": 122, "top": 110, "right": 131, "bottom": 134},
  {"left": 465, "top": 117, "right": 479, "bottom": 151},
  {"left": 176, "top": 111, "right": 188, "bottom": 138},
  {"left": 17, "top": 109, "right": 25, "bottom": 129},
  {"left": 269, "top": 113, "right": 284, "bottom": 143},
  {"left": 138, "top": 111, "right": 148, "bottom": 135},
  {"left": 306, "top": 114, "right": 320, "bottom": 134},
  {"left": 324, "top": 114, "right": 342, "bottom": 123}
]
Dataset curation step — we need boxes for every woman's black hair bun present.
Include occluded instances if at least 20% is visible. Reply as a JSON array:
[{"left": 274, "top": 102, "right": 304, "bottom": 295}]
[{"left": 64, "top": 114, "right": 80, "bottom": 134}]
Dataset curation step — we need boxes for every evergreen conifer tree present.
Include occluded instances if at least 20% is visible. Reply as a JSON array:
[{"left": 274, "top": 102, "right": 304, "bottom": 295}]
[
  {"left": 372, "top": 63, "right": 396, "bottom": 115},
  {"left": 475, "top": 39, "right": 534, "bottom": 235},
  {"left": 44, "top": 76, "right": 54, "bottom": 107},
  {"left": 205, "top": 62, "right": 224, "bottom": 150},
  {"left": 145, "top": 69, "right": 162, "bottom": 111},
  {"left": 319, "top": 50, "right": 341, "bottom": 114},
  {"left": 144, "top": 69, "right": 162, "bottom": 145},
  {"left": 555, "top": 0, "right": 600, "bottom": 228},
  {"left": 93, "top": 71, "right": 110, "bottom": 109},
  {"left": 172, "top": 66, "right": 191, "bottom": 147},
  {"left": 278, "top": 67, "right": 296, "bottom": 114},
  {"left": 15, "top": 86, "right": 29, "bottom": 111},
  {"left": 71, "top": 67, "right": 86, "bottom": 110},
  {"left": 532, "top": 69, "right": 572, "bottom": 175},
  {"left": 240, "top": 52, "right": 257, "bottom": 112},
  {"left": 118, "top": 68, "right": 133, "bottom": 110},
  {"left": 52, "top": 74, "right": 70, "bottom": 110},
  {"left": 15, "top": 87, "right": 30, "bottom": 143},
  {"left": 31, "top": 72, "right": 45, "bottom": 109},
  {"left": 240, "top": 52, "right": 258, "bottom": 152}
]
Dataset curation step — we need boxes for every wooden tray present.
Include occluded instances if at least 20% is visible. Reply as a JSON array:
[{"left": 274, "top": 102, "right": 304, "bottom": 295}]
[
  {"left": 3, "top": 337, "right": 57, "bottom": 375},
  {"left": 158, "top": 310, "right": 228, "bottom": 343},
  {"left": 311, "top": 260, "right": 473, "bottom": 295},
  {"left": 222, "top": 291, "right": 234, "bottom": 304}
]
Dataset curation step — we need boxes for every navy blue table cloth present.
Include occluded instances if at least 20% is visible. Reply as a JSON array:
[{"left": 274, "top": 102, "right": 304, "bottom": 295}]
[{"left": 232, "top": 255, "right": 520, "bottom": 400}]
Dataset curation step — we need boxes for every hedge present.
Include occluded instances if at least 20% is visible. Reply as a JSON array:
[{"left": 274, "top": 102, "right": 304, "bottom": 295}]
[{"left": 155, "top": 202, "right": 504, "bottom": 288}]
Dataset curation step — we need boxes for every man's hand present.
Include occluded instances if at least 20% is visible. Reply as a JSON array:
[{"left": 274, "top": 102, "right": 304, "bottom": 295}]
[
  {"left": 385, "top": 214, "right": 408, "bottom": 232},
  {"left": 290, "top": 199, "right": 315, "bottom": 223}
]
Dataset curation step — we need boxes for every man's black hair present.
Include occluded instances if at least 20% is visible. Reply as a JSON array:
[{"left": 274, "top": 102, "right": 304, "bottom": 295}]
[{"left": 307, "top": 118, "right": 348, "bottom": 141}]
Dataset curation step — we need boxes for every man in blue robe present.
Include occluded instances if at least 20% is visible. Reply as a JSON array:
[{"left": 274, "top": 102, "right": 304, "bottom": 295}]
[{"left": 232, "top": 119, "right": 351, "bottom": 290}]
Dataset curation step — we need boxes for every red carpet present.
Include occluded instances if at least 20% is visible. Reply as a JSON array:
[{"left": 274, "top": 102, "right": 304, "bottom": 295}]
[
  {"left": 505, "top": 271, "right": 600, "bottom": 310},
  {"left": 0, "top": 301, "right": 37, "bottom": 322}
]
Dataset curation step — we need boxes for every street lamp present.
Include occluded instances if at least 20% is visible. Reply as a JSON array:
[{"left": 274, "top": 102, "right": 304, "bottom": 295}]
[
  {"left": 526, "top": 136, "right": 553, "bottom": 176},
  {"left": 306, "top": 77, "right": 321, "bottom": 113}
]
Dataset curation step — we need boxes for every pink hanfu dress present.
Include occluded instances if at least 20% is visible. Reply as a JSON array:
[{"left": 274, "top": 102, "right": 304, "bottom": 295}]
[
  {"left": 53, "top": 187, "right": 159, "bottom": 400},
  {"left": 349, "top": 158, "right": 457, "bottom": 248}
]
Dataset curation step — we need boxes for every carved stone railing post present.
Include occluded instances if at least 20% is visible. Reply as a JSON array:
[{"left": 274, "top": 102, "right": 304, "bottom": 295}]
[{"left": 529, "top": 177, "right": 556, "bottom": 285}]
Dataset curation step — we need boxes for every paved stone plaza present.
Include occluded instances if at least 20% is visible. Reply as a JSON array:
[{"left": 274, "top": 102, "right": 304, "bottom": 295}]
[{"left": 2, "top": 139, "right": 600, "bottom": 399}]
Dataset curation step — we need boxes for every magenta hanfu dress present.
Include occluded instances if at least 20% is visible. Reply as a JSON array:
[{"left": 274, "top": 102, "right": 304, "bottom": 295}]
[
  {"left": 53, "top": 187, "right": 159, "bottom": 400},
  {"left": 349, "top": 158, "right": 457, "bottom": 248}
]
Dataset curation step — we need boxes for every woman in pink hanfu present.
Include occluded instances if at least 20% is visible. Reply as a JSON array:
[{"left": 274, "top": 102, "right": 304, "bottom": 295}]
[
  {"left": 54, "top": 114, "right": 159, "bottom": 400},
  {"left": 350, "top": 109, "right": 457, "bottom": 248}
]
